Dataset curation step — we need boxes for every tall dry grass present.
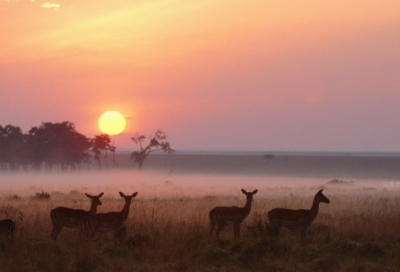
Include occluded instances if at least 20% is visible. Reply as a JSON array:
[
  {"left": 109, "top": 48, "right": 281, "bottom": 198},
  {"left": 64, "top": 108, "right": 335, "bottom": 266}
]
[{"left": 0, "top": 185, "right": 399, "bottom": 272}]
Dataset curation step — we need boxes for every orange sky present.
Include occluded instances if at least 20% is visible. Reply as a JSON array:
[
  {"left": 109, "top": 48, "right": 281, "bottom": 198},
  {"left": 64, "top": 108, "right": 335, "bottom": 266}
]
[{"left": 1, "top": 0, "right": 400, "bottom": 152}]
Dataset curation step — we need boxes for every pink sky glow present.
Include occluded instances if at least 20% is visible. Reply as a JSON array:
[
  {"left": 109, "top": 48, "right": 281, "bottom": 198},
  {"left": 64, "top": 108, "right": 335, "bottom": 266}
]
[{"left": 1, "top": 0, "right": 400, "bottom": 152}]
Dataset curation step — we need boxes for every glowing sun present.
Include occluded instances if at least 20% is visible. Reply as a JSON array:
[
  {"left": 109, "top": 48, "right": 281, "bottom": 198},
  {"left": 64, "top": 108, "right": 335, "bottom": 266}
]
[{"left": 98, "top": 111, "right": 126, "bottom": 135}]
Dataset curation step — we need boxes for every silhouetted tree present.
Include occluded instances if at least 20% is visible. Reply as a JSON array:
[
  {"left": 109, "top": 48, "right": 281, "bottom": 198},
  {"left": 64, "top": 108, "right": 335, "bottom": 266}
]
[
  {"left": 27, "top": 122, "right": 91, "bottom": 171},
  {"left": 130, "top": 130, "right": 174, "bottom": 170},
  {"left": 0, "top": 125, "right": 29, "bottom": 171},
  {"left": 92, "top": 134, "right": 115, "bottom": 170}
]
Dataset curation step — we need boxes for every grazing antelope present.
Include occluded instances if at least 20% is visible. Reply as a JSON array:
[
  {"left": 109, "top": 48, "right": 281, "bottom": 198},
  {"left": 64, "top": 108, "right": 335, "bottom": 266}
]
[
  {"left": 0, "top": 219, "right": 16, "bottom": 245},
  {"left": 268, "top": 189, "right": 330, "bottom": 242},
  {"left": 85, "top": 192, "right": 137, "bottom": 245},
  {"left": 50, "top": 192, "right": 104, "bottom": 240},
  {"left": 209, "top": 189, "right": 258, "bottom": 240}
]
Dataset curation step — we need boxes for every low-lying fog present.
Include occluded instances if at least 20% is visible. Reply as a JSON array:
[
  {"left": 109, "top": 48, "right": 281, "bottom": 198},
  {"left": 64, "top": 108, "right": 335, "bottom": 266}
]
[{"left": 0, "top": 170, "right": 396, "bottom": 199}]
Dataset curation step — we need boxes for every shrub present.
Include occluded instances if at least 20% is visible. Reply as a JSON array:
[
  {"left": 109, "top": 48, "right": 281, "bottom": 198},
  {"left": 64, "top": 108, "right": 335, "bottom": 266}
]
[
  {"left": 247, "top": 219, "right": 278, "bottom": 237},
  {"left": 33, "top": 191, "right": 51, "bottom": 200},
  {"left": 327, "top": 179, "right": 354, "bottom": 185},
  {"left": 0, "top": 205, "right": 24, "bottom": 221},
  {"left": 6, "top": 194, "right": 21, "bottom": 201}
]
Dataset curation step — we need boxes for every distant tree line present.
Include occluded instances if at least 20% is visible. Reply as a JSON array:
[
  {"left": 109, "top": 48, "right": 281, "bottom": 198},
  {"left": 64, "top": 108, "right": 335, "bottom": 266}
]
[{"left": 0, "top": 122, "right": 115, "bottom": 172}]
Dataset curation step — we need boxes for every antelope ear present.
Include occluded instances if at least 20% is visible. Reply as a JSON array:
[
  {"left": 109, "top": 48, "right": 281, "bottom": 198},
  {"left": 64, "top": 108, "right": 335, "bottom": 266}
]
[
  {"left": 317, "top": 189, "right": 323, "bottom": 194},
  {"left": 241, "top": 189, "right": 247, "bottom": 194},
  {"left": 98, "top": 192, "right": 104, "bottom": 198},
  {"left": 119, "top": 192, "right": 125, "bottom": 197},
  {"left": 85, "top": 193, "right": 92, "bottom": 198},
  {"left": 253, "top": 189, "right": 258, "bottom": 194},
  {"left": 132, "top": 192, "right": 138, "bottom": 198}
]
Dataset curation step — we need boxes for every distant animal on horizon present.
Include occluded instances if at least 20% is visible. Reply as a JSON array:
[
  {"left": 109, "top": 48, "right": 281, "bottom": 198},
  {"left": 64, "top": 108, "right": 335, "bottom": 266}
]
[
  {"left": 0, "top": 219, "right": 16, "bottom": 245},
  {"left": 84, "top": 192, "right": 137, "bottom": 246},
  {"left": 267, "top": 189, "right": 330, "bottom": 242},
  {"left": 50, "top": 192, "right": 104, "bottom": 240},
  {"left": 209, "top": 189, "right": 258, "bottom": 240}
]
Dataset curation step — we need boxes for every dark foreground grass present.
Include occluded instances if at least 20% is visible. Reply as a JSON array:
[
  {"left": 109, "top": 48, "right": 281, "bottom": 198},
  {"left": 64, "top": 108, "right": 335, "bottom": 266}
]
[{"left": 1, "top": 188, "right": 400, "bottom": 272}]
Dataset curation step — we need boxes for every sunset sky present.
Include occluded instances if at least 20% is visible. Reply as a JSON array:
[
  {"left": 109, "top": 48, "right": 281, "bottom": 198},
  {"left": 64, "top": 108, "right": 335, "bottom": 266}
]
[{"left": 1, "top": 0, "right": 400, "bottom": 152}]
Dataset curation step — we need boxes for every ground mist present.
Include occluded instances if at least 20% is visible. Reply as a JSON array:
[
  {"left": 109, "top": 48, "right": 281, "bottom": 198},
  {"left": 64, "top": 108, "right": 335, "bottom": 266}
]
[{"left": 0, "top": 171, "right": 399, "bottom": 271}]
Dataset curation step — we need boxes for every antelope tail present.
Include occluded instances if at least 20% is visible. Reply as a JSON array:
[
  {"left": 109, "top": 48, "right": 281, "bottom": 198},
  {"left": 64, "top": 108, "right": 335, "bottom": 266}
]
[
  {"left": 8, "top": 221, "right": 16, "bottom": 243},
  {"left": 50, "top": 209, "right": 58, "bottom": 228},
  {"left": 209, "top": 211, "right": 218, "bottom": 225}
]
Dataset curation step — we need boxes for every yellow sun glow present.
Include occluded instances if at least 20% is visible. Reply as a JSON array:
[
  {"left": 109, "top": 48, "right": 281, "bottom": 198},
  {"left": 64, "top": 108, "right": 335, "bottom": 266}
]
[{"left": 98, "top": 111, "right": 126, "bottom": 135}]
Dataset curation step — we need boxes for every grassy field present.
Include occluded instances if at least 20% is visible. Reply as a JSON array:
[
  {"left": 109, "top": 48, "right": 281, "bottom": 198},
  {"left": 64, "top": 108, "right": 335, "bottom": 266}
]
[{"left": 0, "top": 180, "right": 399, "bottom": 272}]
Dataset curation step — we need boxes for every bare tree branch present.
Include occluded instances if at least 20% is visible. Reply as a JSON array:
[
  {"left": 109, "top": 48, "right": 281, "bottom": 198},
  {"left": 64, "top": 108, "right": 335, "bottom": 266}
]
[{"left": 130, "top": 130, "right": 174, "bottom": 170}]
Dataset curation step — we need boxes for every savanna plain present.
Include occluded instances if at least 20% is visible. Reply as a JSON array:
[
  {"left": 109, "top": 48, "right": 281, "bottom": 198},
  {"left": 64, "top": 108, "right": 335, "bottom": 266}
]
[{"left": 1, "top": 154, "right": 400, "bottom": 272}]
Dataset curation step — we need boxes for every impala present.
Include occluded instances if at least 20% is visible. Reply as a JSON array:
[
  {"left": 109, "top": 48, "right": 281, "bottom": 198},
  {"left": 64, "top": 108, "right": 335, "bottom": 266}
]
[
  {"left": 268, "top": 189, "right": 330, "bottom": 242},
  {"left": 50, "top": 192, "right": 104, "bottom": 240},
  {"left": 85, "top": 192, "right": 137, "bottom": 245},
  {"left": 209, "top": 189, "right": 258, "bottom": 240},
  {"left": 116, "top": 226, "right": 127, "bottom": 245},
  {"left": 0, "top": 219, "right": 16, "bottom": 245}
]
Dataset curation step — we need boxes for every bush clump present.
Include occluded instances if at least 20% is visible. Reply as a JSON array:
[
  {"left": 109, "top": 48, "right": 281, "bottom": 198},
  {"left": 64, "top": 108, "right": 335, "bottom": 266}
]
[
  {"left": 33, "top": 191, "right": 51, "bottom": 200},
  {"left": 327, "top": 179, "right": 354, "bottom": 185},
  {"left": 6, "top": 194, "right": 21, "bottom": 201}
]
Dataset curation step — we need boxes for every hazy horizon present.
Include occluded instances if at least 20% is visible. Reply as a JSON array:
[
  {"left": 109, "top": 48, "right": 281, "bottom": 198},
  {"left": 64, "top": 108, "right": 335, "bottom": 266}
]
[{"left": 116, "top": 148, "right": 400, "bottom": 156}]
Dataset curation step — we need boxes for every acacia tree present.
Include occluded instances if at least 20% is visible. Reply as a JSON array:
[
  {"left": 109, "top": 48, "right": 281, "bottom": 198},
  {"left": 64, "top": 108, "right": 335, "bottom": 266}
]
[
  {"left": 92, "top": 134, "right": 115, "bottom": 170},
  {"left": 130, "top": 130, "right": 174, "bottom": 170}
]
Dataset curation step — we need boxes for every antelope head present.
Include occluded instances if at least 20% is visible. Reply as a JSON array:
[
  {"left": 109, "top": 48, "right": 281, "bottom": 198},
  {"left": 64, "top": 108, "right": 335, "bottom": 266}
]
[
  {"left": 119, "top": 192, "right": 138, "bottom": 205},
  {"left": 241, "top": 189, "right": 258, "bottom": 201},
  {"left": 316, "top": 189, "right": 330, "bottom": 204},
  {"left": 85, "top": 192, "right": 104, "bottom": 206}
]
